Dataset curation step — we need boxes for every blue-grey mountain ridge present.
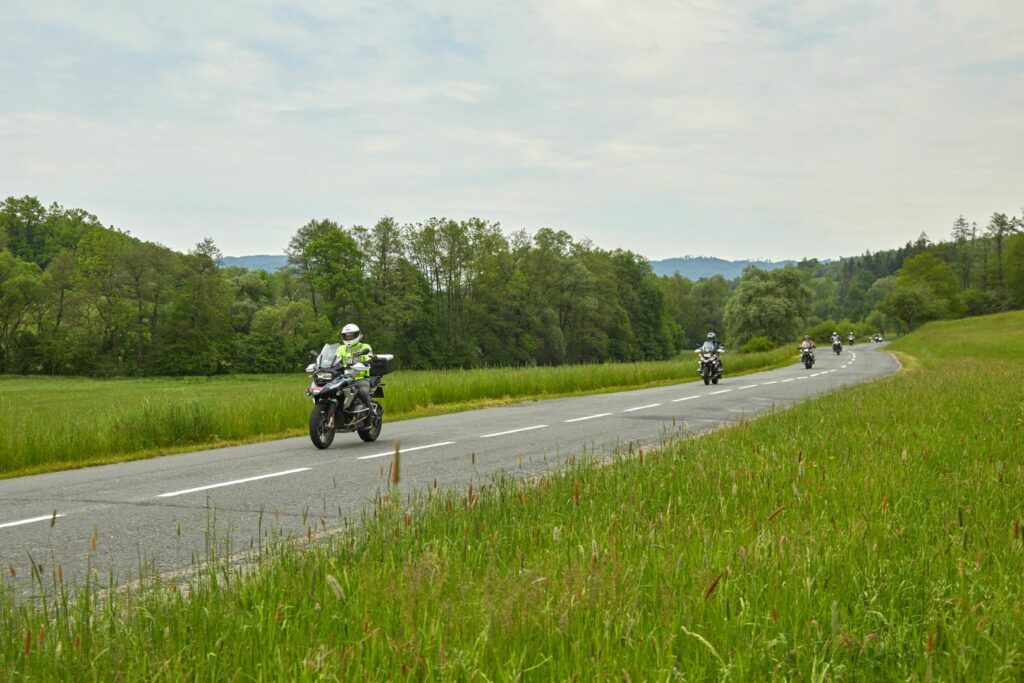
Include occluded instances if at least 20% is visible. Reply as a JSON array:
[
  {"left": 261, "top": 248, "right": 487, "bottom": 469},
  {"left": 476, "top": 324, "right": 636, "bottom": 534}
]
[{"left": 220, "top": 255, "right": 796, "bottom": 281}]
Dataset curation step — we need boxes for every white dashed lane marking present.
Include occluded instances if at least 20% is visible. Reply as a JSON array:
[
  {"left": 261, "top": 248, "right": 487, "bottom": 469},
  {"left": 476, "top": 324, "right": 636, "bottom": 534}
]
[
  {"left": 671, "top": 395, "right": 700, "bottom": 402},
  {"left": 709, "top": 389, "right": 732, "bottom": 395},
  {"left": 563, "top": 413, "right": 612, "bottom": 423},
  {"left": 0, "top": 514, "right": 64, "bottom": 530},
  {"left": 157, "top": 468, "right": 312, "bottom": 498},
  {"left": 481, "top": 425, "right": 547, "bottom": 439},
  {"left": 622, "top": 403, "right": 662, "bottom": 412},
  {"left": 357, "top": 441, "right": 456, "bottom": 460},
  {"left": 737, "top": 384, "right": 758, "bottom": 390}
]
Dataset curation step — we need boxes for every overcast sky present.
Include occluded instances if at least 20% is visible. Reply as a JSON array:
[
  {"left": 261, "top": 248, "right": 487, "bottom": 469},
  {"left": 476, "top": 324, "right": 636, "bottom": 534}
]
[{"left": 2, "top": 1, "right": 1022, "bottom": 261}]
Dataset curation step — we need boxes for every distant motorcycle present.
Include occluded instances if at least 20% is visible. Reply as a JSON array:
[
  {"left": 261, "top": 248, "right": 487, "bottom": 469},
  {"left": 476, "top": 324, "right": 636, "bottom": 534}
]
[
  {"left": 305, "top": 343, "right": 395, "bottom": 449},
  {"left": 696, "top": 344, "right": 725, "bottom": 385},
  {"left": 799, "top": 345, "right": 815, "bottom": 369},
  {"left": 847, "top": 334, "right": 856, "bottom": 346}
]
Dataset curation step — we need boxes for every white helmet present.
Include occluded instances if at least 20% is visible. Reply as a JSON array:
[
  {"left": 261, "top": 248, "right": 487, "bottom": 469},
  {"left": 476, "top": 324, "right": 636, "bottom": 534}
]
[{"left": 341, "top": 323, "right": 361, "bottom": 346}]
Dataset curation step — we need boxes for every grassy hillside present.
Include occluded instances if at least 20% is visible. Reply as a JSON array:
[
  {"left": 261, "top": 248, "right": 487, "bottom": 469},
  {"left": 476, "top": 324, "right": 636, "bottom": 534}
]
[
  {"left": 0, "top": 346, "right": 794, "bottom": 477},
  {"left": 2, "top": 312, "right": 1022, "bottom": 680}
]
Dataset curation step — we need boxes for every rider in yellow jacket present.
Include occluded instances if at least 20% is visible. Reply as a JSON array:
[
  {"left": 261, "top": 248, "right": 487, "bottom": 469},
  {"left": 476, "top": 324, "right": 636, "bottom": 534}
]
[{"left": 338, "top": 323, "right": 375, "bottom": 415}]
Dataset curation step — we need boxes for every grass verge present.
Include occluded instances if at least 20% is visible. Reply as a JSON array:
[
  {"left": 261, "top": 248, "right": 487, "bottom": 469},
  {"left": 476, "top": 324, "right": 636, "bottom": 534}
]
[
  {"left": 1, "top": 312, "right": 1022, "bottom": 679},
  {"left": 0, "top": 346, "right": 794, "bottom": 477}
]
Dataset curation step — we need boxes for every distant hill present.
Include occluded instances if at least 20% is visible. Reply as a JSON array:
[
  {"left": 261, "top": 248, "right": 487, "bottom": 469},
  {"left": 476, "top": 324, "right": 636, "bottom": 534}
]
[
  {"left": 219, "top": 255, "right": 289, "bottom": 271},
  {"left": 219, "top": 253, "right": 795, "bottom": 279},
  {"left": 649, "top": 256, "right": 796, "bottom": 280}
]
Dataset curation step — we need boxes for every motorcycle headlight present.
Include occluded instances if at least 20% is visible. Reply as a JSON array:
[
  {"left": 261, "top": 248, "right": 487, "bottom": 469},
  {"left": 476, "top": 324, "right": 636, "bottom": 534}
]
[{"left": 315, "top": 372, "right": 334, "bottom": 383}]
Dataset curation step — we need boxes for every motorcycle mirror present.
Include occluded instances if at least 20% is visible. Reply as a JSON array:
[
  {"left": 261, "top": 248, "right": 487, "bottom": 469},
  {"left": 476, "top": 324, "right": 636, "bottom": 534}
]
[
  {"left": 309, "top": 350, "right": 318, "bottom": 358},
  {"left": 305, "top": 363, "right": 316, "bottom": 373}
]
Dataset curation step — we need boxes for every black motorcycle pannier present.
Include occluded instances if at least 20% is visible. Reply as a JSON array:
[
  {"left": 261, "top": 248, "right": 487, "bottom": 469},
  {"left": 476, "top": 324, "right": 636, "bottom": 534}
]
[{"left": 369, "top": 354, "right": 395, "bottom": 376}]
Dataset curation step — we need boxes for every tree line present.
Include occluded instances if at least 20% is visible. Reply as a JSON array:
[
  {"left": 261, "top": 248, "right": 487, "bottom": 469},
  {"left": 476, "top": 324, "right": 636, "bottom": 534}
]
[{"left": 1, "top": 195, "right": 1021, "bottom": 375}]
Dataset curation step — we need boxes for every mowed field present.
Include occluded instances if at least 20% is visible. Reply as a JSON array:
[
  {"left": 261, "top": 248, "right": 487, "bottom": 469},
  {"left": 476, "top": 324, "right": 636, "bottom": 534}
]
[
  {"left": 0, "top": 346, "right": 794, "bottom": 477},
  {"left": 2, "top": 312, "right": 1022, "bottom": 680}
]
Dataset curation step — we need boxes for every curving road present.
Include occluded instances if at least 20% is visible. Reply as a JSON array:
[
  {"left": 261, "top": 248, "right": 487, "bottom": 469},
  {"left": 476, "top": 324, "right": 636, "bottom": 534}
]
[{"left": 0, "top": 344, "right": 898, "bottom": 594}]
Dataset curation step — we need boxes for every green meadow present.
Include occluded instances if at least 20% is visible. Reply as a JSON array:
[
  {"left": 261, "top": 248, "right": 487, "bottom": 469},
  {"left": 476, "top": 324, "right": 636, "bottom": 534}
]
[
  {"left": 0, "top": 346, "right": 793, "bottom": 477},
  {"left": 2, "top": 312, "right": 1023, "bottom": 680}
]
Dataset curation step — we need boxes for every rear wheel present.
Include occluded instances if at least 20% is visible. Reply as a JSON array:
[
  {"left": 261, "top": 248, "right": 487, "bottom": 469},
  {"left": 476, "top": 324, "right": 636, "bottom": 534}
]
[
  {"left": 711, "top": 376, "right": 719, "bottom": 385},
  {"left": 358, "top": 403, "right": 382, "bottom": 442},
  {"left": 309, "top": 404, "right": 335, "bottom": 449}
]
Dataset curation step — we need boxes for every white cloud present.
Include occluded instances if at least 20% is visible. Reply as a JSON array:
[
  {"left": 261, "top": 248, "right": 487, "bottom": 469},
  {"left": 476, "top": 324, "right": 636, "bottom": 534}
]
[{"left": 0, "top": 0, "right": 1022, "bottom": 259}]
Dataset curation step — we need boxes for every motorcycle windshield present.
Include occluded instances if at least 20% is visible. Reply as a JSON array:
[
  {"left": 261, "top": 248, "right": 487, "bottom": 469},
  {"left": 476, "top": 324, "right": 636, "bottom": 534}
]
[{"left": 317, "top": 343, "right": 341, "bottom": 369}]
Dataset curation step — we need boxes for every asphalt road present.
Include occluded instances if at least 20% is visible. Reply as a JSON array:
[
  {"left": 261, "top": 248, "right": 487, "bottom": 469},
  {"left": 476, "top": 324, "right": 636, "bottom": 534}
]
[{"left": 0, "top": 344, "right": 899, "bottom": 595}]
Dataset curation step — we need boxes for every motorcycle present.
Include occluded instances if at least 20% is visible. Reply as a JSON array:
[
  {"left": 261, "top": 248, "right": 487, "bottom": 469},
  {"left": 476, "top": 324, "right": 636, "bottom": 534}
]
[
  {"left": 304, "top": 343, "right": 395, "bottom": 449},
  {"left": 799, "top": 345, "right": 815, "bottom": 369},
  {"left": 847, "top": 334, "right": 855, "bottom": 346},
  {"left": 695, "top": 345, "right": 725, "bottom": 385},
  {"left": 832, "top": 340, "right": 842, "bottom": 355}
]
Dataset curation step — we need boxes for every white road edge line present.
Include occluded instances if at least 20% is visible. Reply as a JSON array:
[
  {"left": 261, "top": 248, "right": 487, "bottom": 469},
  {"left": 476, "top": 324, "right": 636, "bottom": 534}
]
[
  {"left": 564, "top": 412, "right": 612, "bottom": 423},
  {"left": 481, "top": 425, "right": 547, "bottom": 439},
  {"left": 671, "top": 395, "right": 700, "bottom": 402},
  {"left": 0, "top": 514, "right": 65, "bottom": 529},
  {"left": 622, "top": 403, "right": 661, "bottom": 412},
  {"left": 709, "top": 389, "right": 732, "bottom": 395},
  {"left": 157, "top": 468, "right": 312, "bottom": 498},
  {"left": 357, "top": 441, "right": 456, "bottom": 460}
]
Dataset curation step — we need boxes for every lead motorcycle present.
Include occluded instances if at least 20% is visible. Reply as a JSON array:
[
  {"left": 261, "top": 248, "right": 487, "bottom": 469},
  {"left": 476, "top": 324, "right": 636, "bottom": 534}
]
[
  {"left": 696, "top": 343, "right": 725, "bottom": 385},
  {"left": 304, "top": 343, "right": 395, "bottom": 449},
  {"left": 832, "top": 339, "right": 843, "bottom": 355}
]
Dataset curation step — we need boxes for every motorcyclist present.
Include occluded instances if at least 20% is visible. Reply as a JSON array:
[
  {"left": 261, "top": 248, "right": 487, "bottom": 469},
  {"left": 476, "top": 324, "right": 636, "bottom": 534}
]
[
  {"left": 800, "top": 335, "right": 816, "bottom": 356},
  {"left": 337, "top": 323, "right": 376, "bottom": 417},
  {"left": 847, "top": 331, "right": 855, "bottom": 345},
  {"left": 697, "top": 332, "right": 725, "bottom": 374},
  {"left": 830, "top": 331, "right": 841, "bottom": 344}
]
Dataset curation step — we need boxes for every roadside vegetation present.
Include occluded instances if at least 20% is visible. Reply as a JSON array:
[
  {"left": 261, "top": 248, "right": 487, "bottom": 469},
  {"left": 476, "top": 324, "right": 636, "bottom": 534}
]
[
  {"left": 3, "top": 312, "right": 1022, "bottom": 679},
  {"left": 0, "top": 345, "right": 794, "bottom": 477}
]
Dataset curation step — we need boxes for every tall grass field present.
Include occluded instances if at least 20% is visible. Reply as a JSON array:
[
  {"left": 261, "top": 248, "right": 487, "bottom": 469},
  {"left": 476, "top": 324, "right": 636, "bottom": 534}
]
[
  {"left": 0, "top": 346, "right": 793, "bottom": 477},
  {"left": 2, "top": 312, "right": 1023, "bottom": 679}
]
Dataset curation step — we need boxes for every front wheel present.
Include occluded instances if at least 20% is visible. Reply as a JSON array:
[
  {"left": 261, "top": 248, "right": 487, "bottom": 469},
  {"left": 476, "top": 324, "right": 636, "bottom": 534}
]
[
  {"left": 309, "top": 404, "right": 335, "bottom": 449},
  {"left": 804, "top": 358, "right": 813, "bottom": 369},
  {"left": 711, "top": 376, "right": 719, "bottom": 385}
]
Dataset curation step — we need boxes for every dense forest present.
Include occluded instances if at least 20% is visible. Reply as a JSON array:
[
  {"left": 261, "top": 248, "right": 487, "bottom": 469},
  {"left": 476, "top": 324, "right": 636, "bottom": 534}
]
[{"left": 1, "top": 195, "right": 1022, "bottom": 375}]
